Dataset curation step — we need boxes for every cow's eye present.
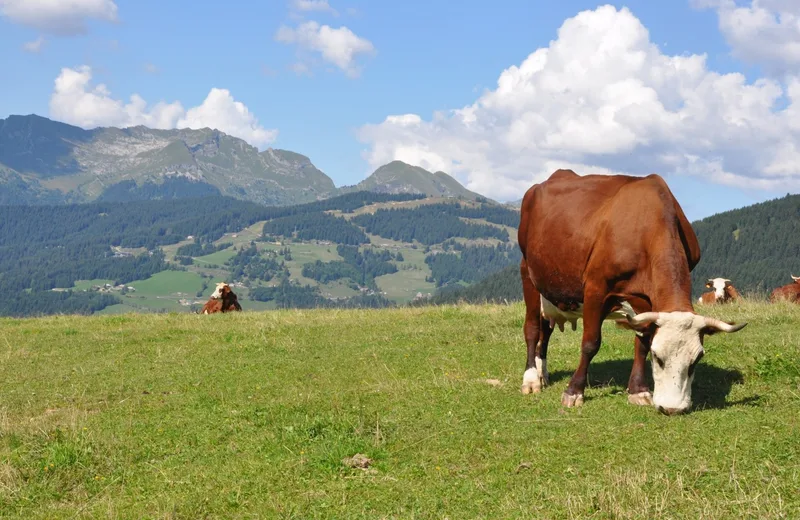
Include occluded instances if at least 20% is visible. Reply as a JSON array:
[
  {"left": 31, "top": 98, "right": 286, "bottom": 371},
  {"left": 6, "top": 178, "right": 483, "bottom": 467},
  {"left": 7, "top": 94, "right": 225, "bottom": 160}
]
[
  {"left": 652, "top": 352, "right": 665, "bottom": 369},
  {"left": 688, "top": 352, "right": 704, "bottom": 377}
]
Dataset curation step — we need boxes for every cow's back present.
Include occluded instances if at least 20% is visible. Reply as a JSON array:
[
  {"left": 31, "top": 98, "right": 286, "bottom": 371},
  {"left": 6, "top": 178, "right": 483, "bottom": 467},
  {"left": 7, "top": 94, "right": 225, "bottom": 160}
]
[
  {"left": 519, "top": 170, "right": 700, "bottom": 305},
  {"left": 771, "top": 284, "right": 800, "bottom": 303}
]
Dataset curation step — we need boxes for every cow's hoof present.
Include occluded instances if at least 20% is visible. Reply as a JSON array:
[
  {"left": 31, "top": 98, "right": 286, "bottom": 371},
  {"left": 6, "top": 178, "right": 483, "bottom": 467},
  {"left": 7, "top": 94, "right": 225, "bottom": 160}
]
[
  {"left": 521, "top": 367, "right": 544, "bottom": 394},
  {"left": 627, "top": 391, "right": 653, "bottom": 406},
  {"left": 561, "top": 392, "right": 584, "bottom": 407},
  {"left": 521, "top": 382, "right": 542, "bottom": 394}
]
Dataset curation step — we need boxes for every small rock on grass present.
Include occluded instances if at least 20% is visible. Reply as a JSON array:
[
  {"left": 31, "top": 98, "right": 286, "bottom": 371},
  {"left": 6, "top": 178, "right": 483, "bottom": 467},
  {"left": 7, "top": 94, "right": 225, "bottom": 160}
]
[{"left": 342, "top": 453, "right": 373, "bottom": 470}]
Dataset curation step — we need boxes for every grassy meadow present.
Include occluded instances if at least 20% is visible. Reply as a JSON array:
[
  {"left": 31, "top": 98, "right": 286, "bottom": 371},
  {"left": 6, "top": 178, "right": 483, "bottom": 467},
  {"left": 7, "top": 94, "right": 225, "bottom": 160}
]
[{"left": 0, "top": 300, "right": 798, "bottom": 518}]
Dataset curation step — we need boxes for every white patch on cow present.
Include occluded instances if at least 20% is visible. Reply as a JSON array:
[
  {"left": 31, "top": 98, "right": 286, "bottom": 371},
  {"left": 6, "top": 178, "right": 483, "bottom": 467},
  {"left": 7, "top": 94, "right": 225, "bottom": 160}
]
[
  {"left": 540, "top": 295, "right": 631, "bottom": 332},
  {"left": 521, "top": 367, "right": 541, "bottom": 394},
  {"left": 203, "top": 309, "right": 209, "bottom": 315},
  {"left": 521, "top": 356, "right": 549, "bottom": 395},
  {"left": 210, "top": 282, "right": 227, "bottom": 299},
  {"left": 648, "top": 312, "right": 707, "bottom": 414},
  {"left": 697, "top": 296, "right": 703, "bottom": 304},
  {"left": 535, "top": 356, "right": 548, "bottom": 386}
]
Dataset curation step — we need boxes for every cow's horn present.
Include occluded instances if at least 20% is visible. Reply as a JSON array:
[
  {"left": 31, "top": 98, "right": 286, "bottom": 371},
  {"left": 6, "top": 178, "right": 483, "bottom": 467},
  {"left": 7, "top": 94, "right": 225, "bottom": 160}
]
[
  {"left": 792, "top": 274, "right": 799, "bottom": 281},
  {"left": 627, "top": 311, "right": 661, "bottom": 327},
  {"left": 703, "top": 317, "right": 747, "bottom": 333}
]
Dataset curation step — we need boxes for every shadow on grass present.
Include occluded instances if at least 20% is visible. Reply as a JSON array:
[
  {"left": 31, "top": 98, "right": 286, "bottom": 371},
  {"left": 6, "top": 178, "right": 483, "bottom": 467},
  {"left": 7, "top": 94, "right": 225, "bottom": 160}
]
[{"left": 547, "top": 358, "right": 757, "bottom": 411}]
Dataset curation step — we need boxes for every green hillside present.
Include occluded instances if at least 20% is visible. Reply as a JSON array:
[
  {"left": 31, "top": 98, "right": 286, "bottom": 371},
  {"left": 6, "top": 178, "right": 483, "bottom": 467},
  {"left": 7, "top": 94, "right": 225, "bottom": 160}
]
[
  {"left": 691, "top": 193, "right": 800, "bottom": 295},
  {"left": 1, "top": 302, "right": 797, "bottom": 517},
  {"left": 0, "top": 192, "right": 522, "bottom": 316}
]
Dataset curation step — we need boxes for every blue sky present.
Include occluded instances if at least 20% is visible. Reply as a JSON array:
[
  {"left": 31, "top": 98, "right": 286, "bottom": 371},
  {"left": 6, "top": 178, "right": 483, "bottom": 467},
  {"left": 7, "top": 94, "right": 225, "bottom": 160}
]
[{"left": 1, "top": 0, "right": 798, "bottom": 220}]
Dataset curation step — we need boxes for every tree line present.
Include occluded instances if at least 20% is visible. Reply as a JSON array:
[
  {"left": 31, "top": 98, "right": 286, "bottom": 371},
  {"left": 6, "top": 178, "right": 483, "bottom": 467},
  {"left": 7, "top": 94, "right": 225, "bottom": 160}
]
[
  {"left": 262, "top": 212, "right": 369, "bottom": 245},
  {"left": 351, "top": 204, "right": 510, "bottom": 245}
]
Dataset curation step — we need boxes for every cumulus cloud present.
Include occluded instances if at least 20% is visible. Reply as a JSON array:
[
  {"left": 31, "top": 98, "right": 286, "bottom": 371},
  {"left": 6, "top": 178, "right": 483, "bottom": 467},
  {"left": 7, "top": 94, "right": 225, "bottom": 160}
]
[
  {"left": 357, "top": 5, "right": 800, "bottom": 202},
  {"left": 275, "top": 20, "right": 375, "bottom": 77},
  {"left": 22, "top": 36, "right": 45, "bottom": 53},
  {"left": 694, "top": 0, "right": 800, "bottom": 75},
  {"left": 176, "top": 89, "right": 278, "bottom": 147},
  {"left": 49, "top": 66, "right": 277, "bottom": 148},
  {"left": 0, "top": 0, "right": 118, "bottom": 36},
  {"left": 291, "top": 0, "right": 337, "bottom": 15}
]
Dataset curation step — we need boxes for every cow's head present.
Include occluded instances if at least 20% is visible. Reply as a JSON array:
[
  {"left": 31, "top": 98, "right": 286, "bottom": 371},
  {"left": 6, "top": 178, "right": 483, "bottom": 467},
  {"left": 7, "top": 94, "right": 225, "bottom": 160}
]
[
  {"left": 706, "top": 278, "right": 732, "bottom": 300},
  {"left": 210, "top": 282, "right": 230, "bottom": 300},
  {"left": 623, "top": 310, "right": 746, "bottom": 415}
]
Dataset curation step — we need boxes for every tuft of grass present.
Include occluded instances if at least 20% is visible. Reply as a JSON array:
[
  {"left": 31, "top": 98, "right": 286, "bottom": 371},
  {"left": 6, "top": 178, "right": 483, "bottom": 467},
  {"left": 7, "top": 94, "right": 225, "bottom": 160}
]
[{"left": 0, "top": 301, "right": 797, "bottom": 518}]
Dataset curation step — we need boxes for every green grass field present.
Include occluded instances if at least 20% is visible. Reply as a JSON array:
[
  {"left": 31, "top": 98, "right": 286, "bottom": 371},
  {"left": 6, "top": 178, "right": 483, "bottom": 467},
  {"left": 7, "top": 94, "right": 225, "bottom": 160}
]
[
  {"left": 192, "top": 247, "right": 238, "bottom": 266},
  {"left": 1, "top": 300, "right": 798, "bottom": 518},
  {"left": 128, "top": 271, "right": 205, "bottom": 297}
]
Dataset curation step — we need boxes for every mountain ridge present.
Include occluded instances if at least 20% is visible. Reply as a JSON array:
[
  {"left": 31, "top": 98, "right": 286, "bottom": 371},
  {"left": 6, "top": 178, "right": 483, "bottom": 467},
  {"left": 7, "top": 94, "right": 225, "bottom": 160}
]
[{"left": 0, "top": 114, "right": 484, "bottom": 206}]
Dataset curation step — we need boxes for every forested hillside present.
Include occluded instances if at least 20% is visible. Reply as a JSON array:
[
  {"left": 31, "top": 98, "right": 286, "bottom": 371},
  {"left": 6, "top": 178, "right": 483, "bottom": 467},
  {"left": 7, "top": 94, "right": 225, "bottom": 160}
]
[
  {"left": 0, "top": 192, "right": 422, "bottom": 316},
  {"left": 691, "top": 194, "right": 800, "bottom": 295},
  {"left": 0, "top": 192, "right": 521, "bottom": 316},
  {"left": 8, "top": 188, "right": 790, "bottom": 316}
]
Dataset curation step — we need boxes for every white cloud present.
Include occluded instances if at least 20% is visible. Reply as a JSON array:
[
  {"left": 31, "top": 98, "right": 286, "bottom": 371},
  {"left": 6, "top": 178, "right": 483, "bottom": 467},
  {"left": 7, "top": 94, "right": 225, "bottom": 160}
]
[
  {"left": 0, "top": 0, "right": 118, "bottom": 36},
  {"left": 694, "top": 0, "right": 800, "bottom": 75},
  {"left": 143, "top": 62, "right": 159, "bottom": 75},
  {"left": 357, "top": 5, "right": 800, "bottom": 202},
  {"left": 49, "top": 66, "right": 277, "bottom": 148},
  {"left": 22, "top": 36, "right": 45, "bottom": 53},
  {"left": 275, "top": 21, "right": 375, "bottom": 77},
  {"left": 290, "top": 0, "right": 337, "bottom": 15},
  {"left": 177, "top": 88, "right": 278, "bottom": 148}
]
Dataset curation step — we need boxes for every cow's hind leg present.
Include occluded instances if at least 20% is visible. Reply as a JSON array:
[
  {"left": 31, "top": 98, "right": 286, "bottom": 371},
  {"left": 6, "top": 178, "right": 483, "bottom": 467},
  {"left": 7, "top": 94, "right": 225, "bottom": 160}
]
[
  {"left": 627, "top": 333, "right": 654, "bottom": 406},
  {"left": 562, "top": 293, "right": 604, "bottom": 407},
  {"left": 521, "top": 262, "right": 548, "bottom": 394}
]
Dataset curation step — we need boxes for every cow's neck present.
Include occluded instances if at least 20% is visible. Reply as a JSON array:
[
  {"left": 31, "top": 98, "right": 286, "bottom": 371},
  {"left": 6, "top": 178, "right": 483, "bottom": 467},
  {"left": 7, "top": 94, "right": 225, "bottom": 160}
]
[{"left": 649, "top": 251, "right": 694, "bottom": 313}]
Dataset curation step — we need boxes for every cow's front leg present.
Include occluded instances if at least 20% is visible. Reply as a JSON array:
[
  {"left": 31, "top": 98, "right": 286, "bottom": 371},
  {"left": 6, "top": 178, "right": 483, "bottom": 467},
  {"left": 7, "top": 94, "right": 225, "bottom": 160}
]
[
  {"left": 627, "top": 332, "right": 654, "bottom": 406},
  {"left": 562, "top": 298, "right": 603, "bottom": 407}
]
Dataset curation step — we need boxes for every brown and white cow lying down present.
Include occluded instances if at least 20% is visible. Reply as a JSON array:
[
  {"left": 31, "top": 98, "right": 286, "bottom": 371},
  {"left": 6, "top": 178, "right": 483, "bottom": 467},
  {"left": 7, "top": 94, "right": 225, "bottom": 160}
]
[
  {"left": 200, "top": 282, "right": 242, "bottom": 314},
  {"left": 518, "top": 170, "right": 747, "bottom": 415},
  {"left": 770, "top": 275, "right": 800, "bottom": 303},
  {"left": 698, "top": 278, "right": 740, "bottom": 305}
]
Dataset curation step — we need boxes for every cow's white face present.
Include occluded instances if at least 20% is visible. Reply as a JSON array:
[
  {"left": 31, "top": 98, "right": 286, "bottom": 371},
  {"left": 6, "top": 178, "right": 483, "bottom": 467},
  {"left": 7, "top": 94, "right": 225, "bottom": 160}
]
[
  {"left": 210, "top": 282, "right": 228, "bottom": 299},
  {"left": 707, "top": 278, "right": 731, "bottom": 300},
  {"left": 623, "top": 309, "right": 747, "bottom": 415},
  {"left": 649, "top": 312, "right": 706, "bottom": 414}
]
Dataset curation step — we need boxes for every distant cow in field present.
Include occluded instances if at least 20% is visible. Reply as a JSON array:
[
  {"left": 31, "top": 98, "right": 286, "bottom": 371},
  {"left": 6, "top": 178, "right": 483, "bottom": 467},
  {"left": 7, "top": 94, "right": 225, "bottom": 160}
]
[
  {"left": 518, "top": 169, "right": 747, "bottom": 415},
  {"left": 200, "top": 282, "right": 242, "bottom": 314},
  {"left": 770, "top": 275, "right": 800, "bottom": 303},
  {"left": 698, "top": 278, "right": 740, "bottom": 305}
]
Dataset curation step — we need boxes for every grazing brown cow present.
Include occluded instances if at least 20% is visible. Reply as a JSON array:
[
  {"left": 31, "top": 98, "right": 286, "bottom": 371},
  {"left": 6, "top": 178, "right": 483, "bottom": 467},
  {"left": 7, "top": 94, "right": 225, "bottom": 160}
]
[
  {"left": 770, "top": 275, "right": 800, "bottom": 303},
  {"left": 200, "top": 282, "right": 242, "bottom": 314},
  {"left": 698, "top": 278, "right": 740, "bottom": 305},
  {"left": 518, "top": 169, "right": 747, "bottom": 415}
]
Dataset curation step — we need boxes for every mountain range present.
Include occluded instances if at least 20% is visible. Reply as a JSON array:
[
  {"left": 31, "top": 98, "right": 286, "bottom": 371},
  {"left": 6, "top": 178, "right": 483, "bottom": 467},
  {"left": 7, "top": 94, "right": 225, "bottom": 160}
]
[{"left": 0, "top": 114, "right": 482, "bottom": 206}]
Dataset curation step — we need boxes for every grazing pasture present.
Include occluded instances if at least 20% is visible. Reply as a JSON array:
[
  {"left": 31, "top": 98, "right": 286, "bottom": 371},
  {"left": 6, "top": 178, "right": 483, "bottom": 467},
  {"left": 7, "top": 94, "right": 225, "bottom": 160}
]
[{"left": 0, "top": 301, "right": 798, "bottom": 518}]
